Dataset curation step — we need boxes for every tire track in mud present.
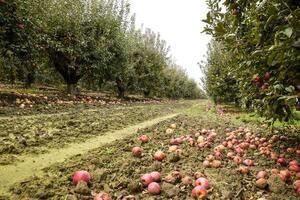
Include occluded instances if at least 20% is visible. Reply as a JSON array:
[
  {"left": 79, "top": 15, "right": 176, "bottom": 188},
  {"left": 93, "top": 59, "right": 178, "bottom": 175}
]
[
  {"left": 0, "top": 113, "right": 179, "bottom": 196},
  {"left": 0, "top": 103, "right": 182, "bottom": 164}
]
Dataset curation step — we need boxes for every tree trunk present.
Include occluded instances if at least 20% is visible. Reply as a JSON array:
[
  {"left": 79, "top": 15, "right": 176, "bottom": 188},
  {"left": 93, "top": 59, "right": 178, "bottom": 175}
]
[
  {"left": 117, "top": 85, "right": 125, "bottom": 98},
  {"left": 9, "top": 65, "right": 15, "bottom": 84},
  {"left": 49, "top": 51, "right": 83, "bottom": 95},
  {"left": 9, "top": 74, "right": 15, "bottom": 84},
  {"left": 144, "top": 90, "right": 151, "bottom": 98},
  {"left": 116, "top": 78, "right": 125, "bottom": 99},
  {"left": 25, "top": 72, "right": 34, "bottom": 88},
  {"left": 67, "top": 83, "right": 78, "bottom": 95}
]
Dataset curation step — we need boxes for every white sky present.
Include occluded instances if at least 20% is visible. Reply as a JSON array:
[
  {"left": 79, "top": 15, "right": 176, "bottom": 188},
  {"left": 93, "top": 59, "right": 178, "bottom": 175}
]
[{"left": 129, "top": 0, "right": 211, "bottom": 86}]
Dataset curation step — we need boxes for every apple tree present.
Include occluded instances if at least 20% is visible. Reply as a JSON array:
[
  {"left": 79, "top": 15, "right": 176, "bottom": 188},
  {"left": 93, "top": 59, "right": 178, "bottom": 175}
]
[
  {"left": 132, "top": 29, "right": 169, "bottom": 97},
  {"left": 35, "top": 0, "right": 132, "bottom": 94},
  {"left": 0, "top": 0, "right": 39, "bottom": 86},
  {"left": 203, "top": 0, "right": 300, "bottom": 122}
]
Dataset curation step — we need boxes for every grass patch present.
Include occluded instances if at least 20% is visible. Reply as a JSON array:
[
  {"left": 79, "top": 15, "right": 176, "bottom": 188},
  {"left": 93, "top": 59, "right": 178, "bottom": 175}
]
[{"left": 234, "top": 112, "right": 300, "bottom": 128}]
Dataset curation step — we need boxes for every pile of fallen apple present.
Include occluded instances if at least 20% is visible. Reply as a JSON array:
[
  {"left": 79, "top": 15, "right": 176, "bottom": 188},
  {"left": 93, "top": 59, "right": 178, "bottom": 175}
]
[
  {"left": 70, "top": 124, "right": 300, "bottom": 199},
  {"left": 203, "top": 127, "right": 300, "bottom": 196}
]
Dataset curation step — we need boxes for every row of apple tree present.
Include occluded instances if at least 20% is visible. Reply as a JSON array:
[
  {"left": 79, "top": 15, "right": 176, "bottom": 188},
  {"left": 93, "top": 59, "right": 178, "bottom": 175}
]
[{"left": 0, "top": 0, "right": 204, "bottom": 99}]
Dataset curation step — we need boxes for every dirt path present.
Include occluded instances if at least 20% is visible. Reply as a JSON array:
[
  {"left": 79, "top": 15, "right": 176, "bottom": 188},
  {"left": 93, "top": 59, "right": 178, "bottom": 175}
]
[{"left": 0, "top": 113, "right": 178, "bottom": 196}]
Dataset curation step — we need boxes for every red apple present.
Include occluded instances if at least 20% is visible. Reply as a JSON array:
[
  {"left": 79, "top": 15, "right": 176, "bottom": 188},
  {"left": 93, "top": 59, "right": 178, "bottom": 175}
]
[
  {"left": 147, "top": 182, "right": 160, "bottom": 194},
  {"left": 150, "top": 171, "right": 161, "bottom": 182},
  {"left": 132, "top": 147, "right": 143, "bottom": 157},
  {"left": 153, "top": 151, "right": 166, "bottom": 161},
  {"left": 17, "top": 23, "right": 25, "bottom": 30},
  {"left": 192, "top": 186, "right": 208, "bottom": 199},
  {"left": 239, "top": 166, "right": 250, "bottom": 174},
  {"left": 195, "top": 177, "right": 209, "bottom": 189},
  {"left": 256, "top": 178, "right": 268, "bottom": 189},
  {"left": 297, "top": 187, "right": 300, "bottom": 196},
  {"left": 139, "top": 135, "right": 149, "bottom": 143},
  {"left": 141, "top": 174, "right": 154, "bottom": 186},
  {"left": 243, "top": 159, "right": 254, "bottom": 166},
  {"left": 72, "top": 170, "right": 91, "bottom": 185},
  {"left": 279, "top": 170, "right": 290, "bottom": 182},
  {"left": 211, "top": 160, "right": 221, "bottom": 168},
  {"left": 264, "top": 72, "right": 271, "bottom": 80},
  {"left": 254, "top": 75, "right": 261, "bottom": 82},
  {"left": 203, "top": 160, "right": 211, "bottom": 168},
  {"left": 290, "top": 165, "right": 300, "bottom": 172},
  {"left": 233, "top": 156, "right": 243, "bottom": 164},
  {"left": 170, "top": 138, "right": 181, "bottom": 145},
  {"left": 290, "top": 160, "right": 300, "bottom": 166},
  {"left": 293, "top": 180, "right": 300, "bottom": 189},
  {"left": 296, "top": 172, "right": 300, "bottom": 179},
  {"left": 277, "top": 158, "right": 287, "bottom": 166},
  {"left": 261, "top": 84, "right": 268, "bottom": 91},
  {"left": 256, "top": 171, "right": 268, "bottom": 179},
  {"left": 181, "top": 176, "right": 193, "bottom": 185}
]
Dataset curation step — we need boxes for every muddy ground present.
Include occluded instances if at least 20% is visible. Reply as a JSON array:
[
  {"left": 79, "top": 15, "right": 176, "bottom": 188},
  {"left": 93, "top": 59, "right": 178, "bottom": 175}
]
[
  {"left": 4, "top": 103, "right": 300, "bottom": 200},
  {"left": 0, "top": 100, "right": 193, "bottom": 165}
]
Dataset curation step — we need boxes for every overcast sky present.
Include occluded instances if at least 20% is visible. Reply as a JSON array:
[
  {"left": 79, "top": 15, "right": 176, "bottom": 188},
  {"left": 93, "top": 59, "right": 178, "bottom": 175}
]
[{"left": 129, "top": 0, "right": 211, "bottom": 86}]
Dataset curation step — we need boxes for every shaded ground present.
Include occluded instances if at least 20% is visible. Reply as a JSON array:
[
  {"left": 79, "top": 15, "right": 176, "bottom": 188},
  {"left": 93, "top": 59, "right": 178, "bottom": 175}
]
[{"left": 4, "top": 102, "right": 300, "bottom": 199}]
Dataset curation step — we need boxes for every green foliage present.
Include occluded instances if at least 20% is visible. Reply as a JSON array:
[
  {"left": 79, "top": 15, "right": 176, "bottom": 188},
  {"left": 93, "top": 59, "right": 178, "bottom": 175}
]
[
  {"left": 161, "top": 66, "right": 204, "bottom": 99},
  {"left": 0, "top": 0, "right": 40, "bottom": 85},
  {"left": 200, "top": 40, "right": 239, "bottom": 104},
  {"left": 203, "top": 0, "right": 300, "bottom": 122},
  {"left": 130, "top": 28, "right": 169, "bottom": 97},
  {"left": 33, "top": 0, "right": 119, "bottom": 93}
]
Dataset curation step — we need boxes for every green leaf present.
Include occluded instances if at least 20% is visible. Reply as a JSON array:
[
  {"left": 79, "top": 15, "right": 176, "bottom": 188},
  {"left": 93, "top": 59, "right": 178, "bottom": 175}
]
[
  {"left": 268, "top": 45, "right": 278, "bottom": 51},
  {"left": 274, "top": 84, "right": 284, "bottom": 91},
  {"left": 206, "top": 12, "right": 212, "bottom": 24},
  {"left": 285, "top": 86, "right": 295, "bottom": 93},
  {"left": 267, "top": 52, "right": 277, "bottom": 66},
  {"left": 6, "top": 50, "right": 14, "bottom": 56},
  {"left": 264, "top": 15, "right": 276, "bottom": 30},
  {"left": 283, "top": 27, "right": 293, "bottom": 38},
  {"left": 215, "top": 22, "right": 225, "bottom": 35},
  {"left": 293, "top": 9, "right": 300, "bottom": 17},
  {"left": 252, "top": 50, "right": 263, "bottom": 56}
]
